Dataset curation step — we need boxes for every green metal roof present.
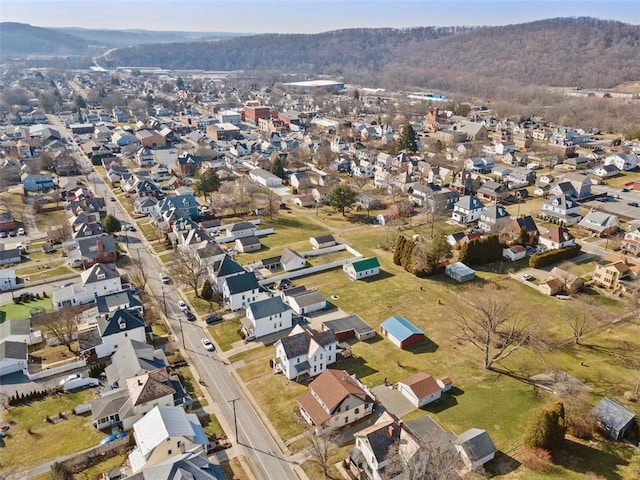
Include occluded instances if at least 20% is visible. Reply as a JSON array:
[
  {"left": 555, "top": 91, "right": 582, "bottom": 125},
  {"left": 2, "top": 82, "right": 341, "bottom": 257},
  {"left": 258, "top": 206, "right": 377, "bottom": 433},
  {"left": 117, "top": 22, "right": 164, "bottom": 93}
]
[{"left": 350, "top": 257, "right": 380, "bottom": 272}]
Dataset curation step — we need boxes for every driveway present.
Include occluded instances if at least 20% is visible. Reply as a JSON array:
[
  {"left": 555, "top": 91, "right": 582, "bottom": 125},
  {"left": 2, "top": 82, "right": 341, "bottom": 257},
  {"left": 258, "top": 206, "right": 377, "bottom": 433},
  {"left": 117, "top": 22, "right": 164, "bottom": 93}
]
[{"left": 371, "top": 384, "right": 415, "bottom": 417}]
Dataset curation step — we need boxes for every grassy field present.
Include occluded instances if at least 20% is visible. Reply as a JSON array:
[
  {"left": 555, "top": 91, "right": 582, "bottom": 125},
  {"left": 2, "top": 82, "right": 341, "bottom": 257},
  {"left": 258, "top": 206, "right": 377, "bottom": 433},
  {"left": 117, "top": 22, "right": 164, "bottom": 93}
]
[
  {"left": 34, "top": 204, "right": 68, "bottom": 231},
  {"left": 301, "top": 443, "right": 353, "bottom": 480},
  {"left": 1, "top": 390, "right": 104, "bottom": 470},
  {"left": 175, "top": 365, "right": 208, "bottom": 408},
  {"left": 222, "top": 208, "right": 639, "bottom": 478},
  {"left": 183, "top": 289, "right": 220, "bottom": 316},
  {"left": 208, "top": 317, "right": 243, "bottom": 351},
  {"left": 0, "top": 297, "right": 53, "bottom": 320},
  {"left": 220, "top": 456, "right": 255, "bottom": 480}
]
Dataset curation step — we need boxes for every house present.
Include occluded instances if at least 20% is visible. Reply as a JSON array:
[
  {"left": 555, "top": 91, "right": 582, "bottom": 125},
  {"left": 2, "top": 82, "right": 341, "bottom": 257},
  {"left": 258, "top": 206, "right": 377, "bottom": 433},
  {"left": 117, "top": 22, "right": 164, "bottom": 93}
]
[
  {"left": 135, "top": 147, "right": 155, "bottom": 166},
  {"left": 135, "top": 129, "right": 165, "bottom": 149},
  {"left": 446, "top": 231, "right": 478, "bottom": 249},
  {"left": 21, "top": 172, "right": 55, "bottom": 192},
  {"left": 478, "top": 205, "right": 511, "bottom": 233},
  {"left": 452, "top": 195, "right": 485, "bottom": 224},
  {"left": 310, "top": 234, "right": 336, "bottom": 250},
  {"left": 0, "top": 268, "right": 17, "bottom": 292},
  {"left": 154, "top": 194, "right": 200, "bottom": 221},
  {"left": 592, "top": 397, "right": 637, "bottom": 440},
  {"left": 466, "top": 157, "right": 495, "bottom": 174},
  {"left": 593, "top": 164, "right": 619, "bottom": 178},
  {"left": 577, "top": 212, "right": 620, "bottom": 237},
  {"left": 102, "top": 340, "right": 166, "bottom": 390},
  {"left": 397, "top": 372, "right": 442, "bottom": 408},
  {"left": 290, "top": 172, "right": 310, "bottom": 190},
  {"left": 298, "top": 369, "right": 374, "bottom": 434},
  {"left": 78, "top": 309, "right": 147, "bottom": 359},
  {"left": 445, "top": 262, "right": 476, "bottom": 282},
  {"left": 539, "top": 267, "right": 583, "bottom": 296},
  {"left": 592, "top": 259, "right": 634, "bottom": 291},
  {"left": 322, "top": 315, "right": 375, "bottom": 341},
  {"left": 212, "top": 255, "right": 245, "bottom": 292},
  {"left": 294, "top": 195, "right": 315, "bottom": 207},
  {"left": 235, "top": 236, "right": 261, "bottom": 253},
  {"left": 93, "top": 290, "right": 144, "bottom": 319},
  {"left": 454, "top": 429, "right": 497, "bottom": 470},
  {"left": 53, "top": 263, "right": 124, "bottom": 310},
  {"left": 506, "top": 167, "right": 537, "bottom": 187},
  {"left": 91, "top": 368, "right": 187, "bottom": 431},
  {"left": 343, "top": 257, "right": 380, "bottom": 280},
  {"left": 222, "top": 271, "right": 262, "bottom": 311},
  {"left": 75, "top": 235, "right": 119, "bottom": 269},
  {"left": 225, "top": 221, "right": 257, "bottom": 239},
  {"left": 380, "top": 316, "right": 425, "bottom": 349},
  {"left": 127, "top": 450, "right": 225, "bottom": 480},
  {"left": 273, "top": 325, "right": 338, "bottom": 380},
  {"left": 242, "top": 296, "right": 292, "bottom": 340},
  {"left": 476, "top": 180, "right": 509, "bottom": 203},
  {"left": 281, "top": 286, "right": 326, "bottom": 315},
  {"left": 0, "top": 247, "right": 21, "bottom": 266},
  {"left": 562, "top": 172, "right": 592, "bottom": 198},
  {"left": 128, "top": 406, "right": 208, "bottom": 474},
  {"left": 500, "top": 215, "right": 539, "bottom": 246},
  {"left": 280, "top": 248, "right": 306, "bottom": 271},
  {"left": 539, "top": 227, "right": 576, "bottom": 250},
  {"left": 455, "top": 121, "right": 488, "bottom": 141},
  {"left": 176, "top": 152, "right": 203, "bottom": 177},
  {"left": 134, "top": 197, "right": 158, "bottom": 216},
  {"left": 503, "top": 245, "right": 527, "bottom": 262},
  {"left": 0, "top": 341, "right": 28, "bottom": 377},
  {"left": 311, "top": 186, "right": 331, "bottom": 205},
  {"left": 538, "top": 195, "right": 582, "bottom": 226},
  {"left": 605, "top": 153, "right": 638, "bottom": 172},
  {"left": 249, "top": 168, "right": 283, "bottom": 187},
  {"left": 549, "top": 181, "right": 578, "bottom": 199},
  {"left": 622, "top": 227, "right": 640, "bottom": 255}
]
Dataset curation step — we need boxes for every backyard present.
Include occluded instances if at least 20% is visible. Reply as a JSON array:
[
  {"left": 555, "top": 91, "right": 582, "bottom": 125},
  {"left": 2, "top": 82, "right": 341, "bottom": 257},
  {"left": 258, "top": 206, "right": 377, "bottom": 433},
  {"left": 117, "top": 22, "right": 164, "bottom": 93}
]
[{"left": 0, "top": 296, "right": 53, "bottom": 320}]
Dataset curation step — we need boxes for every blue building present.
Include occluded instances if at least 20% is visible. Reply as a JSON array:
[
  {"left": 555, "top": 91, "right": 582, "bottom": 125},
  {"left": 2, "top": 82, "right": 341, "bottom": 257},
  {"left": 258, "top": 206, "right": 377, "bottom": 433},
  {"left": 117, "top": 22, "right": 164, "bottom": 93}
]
[{"left": 21, "top": 172, "right": 55, "bottom": 192}]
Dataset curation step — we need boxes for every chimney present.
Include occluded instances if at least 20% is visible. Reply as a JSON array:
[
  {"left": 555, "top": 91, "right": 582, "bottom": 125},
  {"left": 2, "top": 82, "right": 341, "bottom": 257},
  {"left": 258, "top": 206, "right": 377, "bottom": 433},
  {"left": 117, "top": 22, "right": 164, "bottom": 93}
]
[
  {"left": 387, "top": 425, "right": 395, "bottom": 437},
  {"left": 137, "top": 379, "right": 142, "bottom": 386},
  {"left": 96, "top": 240, "right": 104, "bottom": 254}
]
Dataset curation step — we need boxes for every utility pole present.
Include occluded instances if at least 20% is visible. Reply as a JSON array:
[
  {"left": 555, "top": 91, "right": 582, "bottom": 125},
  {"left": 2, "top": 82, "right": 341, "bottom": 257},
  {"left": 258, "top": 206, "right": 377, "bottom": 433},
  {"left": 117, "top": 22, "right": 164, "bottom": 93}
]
[
  {"left": 228, "top": 398, "right": 239, "bottom": 443},
  {"left": 161, "top": 286, "right": 167, "bottom": 316},
  {"left": 179, "top": 315, "right": 185, "bottom": 350}
]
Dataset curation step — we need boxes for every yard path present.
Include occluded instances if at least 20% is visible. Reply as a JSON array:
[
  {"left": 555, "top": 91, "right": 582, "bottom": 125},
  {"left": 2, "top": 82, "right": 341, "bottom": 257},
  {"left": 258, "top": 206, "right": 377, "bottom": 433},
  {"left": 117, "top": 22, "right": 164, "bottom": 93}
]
[{"left": 4, "top": 444, "right": 97, "bottom": 480}]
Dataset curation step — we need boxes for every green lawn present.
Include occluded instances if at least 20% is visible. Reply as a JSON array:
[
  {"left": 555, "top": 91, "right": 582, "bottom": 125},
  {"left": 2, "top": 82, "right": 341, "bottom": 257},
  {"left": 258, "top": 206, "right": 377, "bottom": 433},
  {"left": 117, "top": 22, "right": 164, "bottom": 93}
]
[
  {"left": 34, "top": 205, "right": 67, "bottom": 231},
  {"left": 208, "top": 317, "right": 243, "bottom": 351},
  {"left": 231, "top": 346, "right": 273, "bottom": 382},
  {"left": 199, "top": 413, "right": 225, "bottom": 438},
  {"left": 183, "top": 289, "right": 220, "bottom": 316},
  {"left": 302, "top": 443, "right": 353, "bottom": 480},
  {"left": 2, "top": 390, "right": 104, "bottom": 470},
  {"left": 175, "top": 365, "right": 208, "bottom": 408},
  {"left": 139, "top": 221, "right": 159, "bottom": 242},
  {"left": 0, "top": 297, "right": 53, "bottom": 320},
  {"left": 152, "top": 241, "right": 171, "bottom": 253}
]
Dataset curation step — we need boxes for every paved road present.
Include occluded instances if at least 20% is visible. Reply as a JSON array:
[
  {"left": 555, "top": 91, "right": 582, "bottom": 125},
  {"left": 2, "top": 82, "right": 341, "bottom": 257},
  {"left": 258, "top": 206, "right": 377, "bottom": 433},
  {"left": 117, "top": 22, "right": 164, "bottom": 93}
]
[{"left": 59, "top": 121, "right": 300, "bottom": 480}]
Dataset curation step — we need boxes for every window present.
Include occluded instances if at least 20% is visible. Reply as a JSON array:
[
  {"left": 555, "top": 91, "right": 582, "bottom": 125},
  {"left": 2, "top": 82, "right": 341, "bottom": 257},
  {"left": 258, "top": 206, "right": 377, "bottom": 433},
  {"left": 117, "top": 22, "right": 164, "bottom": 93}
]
[
  {"left": 167, "top": 449, "right": 172, "bottom": 455},
  {"left": 355, "top": 408, "right": 360, "bottom": 414}
]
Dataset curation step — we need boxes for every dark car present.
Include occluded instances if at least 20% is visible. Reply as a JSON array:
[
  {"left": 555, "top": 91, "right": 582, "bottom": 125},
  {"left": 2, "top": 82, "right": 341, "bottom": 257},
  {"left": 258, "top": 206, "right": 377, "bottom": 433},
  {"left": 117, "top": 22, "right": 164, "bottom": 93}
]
[
  {"left": 184, "top": 310, "right": 197, "bottom": 322},
  {"left": 204, "top": 313, "right": 223, "bottom": 324},
  {"left": 628, "top": 202, "right": 639, "bottom": 208}
]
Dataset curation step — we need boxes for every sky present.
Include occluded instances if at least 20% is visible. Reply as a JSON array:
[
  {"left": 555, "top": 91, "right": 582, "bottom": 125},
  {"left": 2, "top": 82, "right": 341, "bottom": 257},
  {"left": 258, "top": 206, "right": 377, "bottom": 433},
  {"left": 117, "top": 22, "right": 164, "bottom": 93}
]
[{"left": 1, "top": 0, "right": 639, "bottom": 33}]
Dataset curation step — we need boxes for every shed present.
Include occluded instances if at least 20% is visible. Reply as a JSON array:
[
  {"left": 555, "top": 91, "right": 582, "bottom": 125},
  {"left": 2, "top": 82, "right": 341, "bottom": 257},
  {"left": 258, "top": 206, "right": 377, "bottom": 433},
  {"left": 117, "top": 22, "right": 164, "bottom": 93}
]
[
  {"left": 310, "top": 234, "right": 337, "bottom": 250},
  {"left": 343, "top": 257, "right": 380, "bottom": 280},
  {"left": 454, "top": 428, "right": 497, "bottom": 470},
  {"left": 235, "top": 236, "right": 261, "bottom": 253},
  {"left": 379, "top": 316, "right": 425, "bottom": 349},
  {"left": 503, "top": 245, "right": 527, "bottom": 262},
  {"left": 397, "top": 372, "right": 442, "bottom": 408},
  {"left": 322, "top": 315, "right": 375, "bottom": 341},
  {"left": 592, "top": 397, "right": 637, "bottom": 440},
  {"left": 445, "top": 262, "right": 476, "bottom": 282}
]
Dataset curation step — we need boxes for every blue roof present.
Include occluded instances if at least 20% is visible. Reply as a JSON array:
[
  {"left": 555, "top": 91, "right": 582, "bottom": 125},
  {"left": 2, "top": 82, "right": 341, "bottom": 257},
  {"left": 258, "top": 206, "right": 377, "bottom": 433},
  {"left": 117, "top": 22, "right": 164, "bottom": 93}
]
[{"left": 380, "top": 316, "right": 424, "bottom": 341}]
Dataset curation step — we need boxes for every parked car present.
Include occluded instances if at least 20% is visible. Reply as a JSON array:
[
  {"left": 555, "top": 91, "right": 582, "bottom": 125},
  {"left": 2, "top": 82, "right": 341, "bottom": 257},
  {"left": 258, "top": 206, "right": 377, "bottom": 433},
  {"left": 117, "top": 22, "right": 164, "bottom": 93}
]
[
  {"left": 8, "top": 230, "right": 16, "bottom": 237},
  {"left": 184, "top": 310, "right": 196, "bottom": 322},
  {"left": 177, "top": 300, "right": 189, "bottom": 312},
  {"left": 160, "top": 272, "right": 170, "bottom": 284},
  {"left": 628, "top": 202, "right": 639, "bottom": 208},
  {"left": 0, "top": 231, "right": 6, "bottom": 238},
  {"left": 521, "top": 273, "right": 534, "bottom": 281},
  {"left": 204, "top": 313, "right": 223, "bottom": 324},
  {"left": 17, "top": 227, "right": 25, "bottom": 235},
  {"left": 201, "top": 338, "right": 215, "bottom": 351}
]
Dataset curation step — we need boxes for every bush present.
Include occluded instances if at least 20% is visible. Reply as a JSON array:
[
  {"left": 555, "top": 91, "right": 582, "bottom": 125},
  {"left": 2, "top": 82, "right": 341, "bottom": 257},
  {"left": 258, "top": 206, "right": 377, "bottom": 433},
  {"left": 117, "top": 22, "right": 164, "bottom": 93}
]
[
  {"left": 520, "top": 448, "right": 553, "bottom": 473},
  {"left": 529, "top": 244, "right": 582, "bottom": 268},
  {"left": 523, "top": 402, "right": 566, "bottom": 450},
  {"left": 459, "top": 234, "right": 504, "bottom": 266}
]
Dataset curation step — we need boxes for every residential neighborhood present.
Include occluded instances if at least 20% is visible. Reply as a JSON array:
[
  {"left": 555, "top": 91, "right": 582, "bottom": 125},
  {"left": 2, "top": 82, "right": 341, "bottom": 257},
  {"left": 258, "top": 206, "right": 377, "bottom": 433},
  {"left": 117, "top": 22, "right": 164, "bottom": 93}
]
[{"left": 0, "top": 17, "right": 639, "bottom": 480}]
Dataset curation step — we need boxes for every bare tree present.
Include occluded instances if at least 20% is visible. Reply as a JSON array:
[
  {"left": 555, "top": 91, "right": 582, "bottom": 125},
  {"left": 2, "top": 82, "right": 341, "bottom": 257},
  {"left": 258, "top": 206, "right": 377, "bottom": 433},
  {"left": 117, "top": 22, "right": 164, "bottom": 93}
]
[
  {"left": 166, "top": 248, "right": 207, "bottom": 298},
  {"left": 565, "top": 298, "right": 607, "bottom": 345},
  {"left": 351, "top": 175, "right": 371, "bottom": 192},
  {"left": 453, "top": 284, "right": 536, "bottom": 370},
  {"left": 305, "top": 428, "right": 336, "bottom": 479},
  {"left": 383, "top": 439, "right": 461, "bottom": 480},
  {"left": 32, "top": 307, "right": 83, "bottom": 353},
  {"left": 46, "top": 224, "right": 73, "bottom": 244},
  {"left": 128, "top": 253, "right": 149, "bottom": 292}
]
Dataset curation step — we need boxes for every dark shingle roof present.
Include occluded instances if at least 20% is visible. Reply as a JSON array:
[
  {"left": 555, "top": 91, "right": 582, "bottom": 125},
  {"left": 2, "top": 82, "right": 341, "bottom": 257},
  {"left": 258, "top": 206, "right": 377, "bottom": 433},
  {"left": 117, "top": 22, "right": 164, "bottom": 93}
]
[
  {"left": 248, "top": 297, "right": 290, "bottom": 319},
  {"left": 81, "top": 262, "right": 119, "bottom": 285},
  {"left": 228, "top": 221, "right": 255, "bottom": 232},
  {"left": 323, "top": 315, "right": 374, "bottom": 336},
  {"left": 224, "top": 271, "right": 259, "bottom": 294},
  {"left": 98, "top": 310, "right": 145, "bottom": 337},
  {"left": 95, "top": 290, "right": 142, "bottom": 314},
  {"left": 0, "top": 340, "right": 27, "bottom": 361},
  {"left": 215, "top": 256, "right": 244, "bottom": 277},
  {"left": 455, "top": 428, "right": 496, "bottom": 462}
]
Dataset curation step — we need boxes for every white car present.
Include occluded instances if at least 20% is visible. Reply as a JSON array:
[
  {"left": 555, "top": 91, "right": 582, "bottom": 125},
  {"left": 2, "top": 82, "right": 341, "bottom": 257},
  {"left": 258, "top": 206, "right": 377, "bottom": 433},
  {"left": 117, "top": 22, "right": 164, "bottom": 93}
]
[
  {"left": 59, "top": 373, "right": 83, "bottom": 386},
  {"left": 521, "top": 273, "right": 534, "bottom": 281},
  {"left": 160, "top": 272, "right": 170, "bottom": 284},
  {"left": 177, "top": 300, "right": 189, "bottom": 312},
  {"left": 201, "top": 338, "right": 215, "bottom": 351},
  {"left": 17, "top": 227, "right": 25, "bottom": 235}
]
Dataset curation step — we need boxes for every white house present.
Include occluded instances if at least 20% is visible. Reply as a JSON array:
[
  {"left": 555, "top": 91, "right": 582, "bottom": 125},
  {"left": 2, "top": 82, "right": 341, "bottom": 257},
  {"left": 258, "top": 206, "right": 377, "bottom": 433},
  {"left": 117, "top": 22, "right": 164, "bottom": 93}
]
[
  {"left": 478, "top": 205, "right": 511, "bottom": 233},
  {"left": 134, "top": 197, "right": 157, "bottom": 216},
  {"left": 81, "top": 310, "right": 147, "bottom": 359},
  {"left": 222, "top": 271, "right": 263, "bottom": 311},
  {"left": 539, "top": 195, "right": 582, "bottom": 226},
  {"left": 235, "top": 236, "right": 261, "bottom": 253},
  {"left": 397, "top": 372, "right": 442, "bottom": 408},
  {"left": 539, "top": 226, "right": 576, "bottom": 250},
  {"left": 605, "top": 153, "right": 638, "bottom": 171},
  {"left": 592, "top": 164, "right": 619, "bottom": 178},
  {"left": 225, "top": 221, "right": 257, "bottom": 239},
  {"left": 273, "top": 325, "right": 338, "bottom": 380},
  {"left": 249, "top": 168, "right": 283, "bottom": 187},
  {"left": 211, "top": 255, "right": 245, "bottom": 292},
  {"left": 454, "top": 428, "right": 497, "bottom": 470},
  {"left": 53, "top": 263, "right": 124, "bottom": 310},
  {"left": 452, "top": 195, "right": 485, "bottom": 224},
  {"left": 298, "top": 369, "right": 375, "bottom": 434},
  {"left": 281, "top": 286, "right": 326, "bottom": 315},
  {"left": 343, "top": 257, "right": 380, "bottom": 280},
  {"left": 128, "top": 406, "right": 208, "bottom": 474},
  {"left": 242, "top": 296, "right": 292, "bottom": 340},
  {"left": 280, "top": 248, "right": 307, "bottom": 271},
  {"left": 0, "top": 268, "right": 17, "bottom": 292},
  {"left": 310, "top": 234, "right": 337, "bottom": 249},
  {"left": 135, "top": 147, "right": 155, "bottom": 166}
]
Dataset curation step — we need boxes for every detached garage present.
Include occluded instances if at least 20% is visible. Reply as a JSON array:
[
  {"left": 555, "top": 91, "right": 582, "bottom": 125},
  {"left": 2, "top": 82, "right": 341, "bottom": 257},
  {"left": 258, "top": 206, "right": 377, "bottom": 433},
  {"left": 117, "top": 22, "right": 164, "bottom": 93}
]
[
  {"left": 398, "top": 372, "right": 442, "bottom": 408},
  {"left": 0, "top": 341, "right": 28, "bottom": 377},
  {"left": 445, "top": 262, "right": 476, "bottom": 283},
  {"left": 380, "top": 316, "right": 425, "bottom": 349}
]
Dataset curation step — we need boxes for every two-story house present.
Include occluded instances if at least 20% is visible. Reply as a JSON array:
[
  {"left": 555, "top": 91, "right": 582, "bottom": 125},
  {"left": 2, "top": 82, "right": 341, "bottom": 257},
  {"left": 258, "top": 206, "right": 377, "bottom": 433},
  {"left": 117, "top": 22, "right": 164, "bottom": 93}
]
[
  {"left": 605, "top": 153, "right": 638, "bottom": 171},
  {"left": 222, "top": 271, "right": 264, "bottom": 311},
  {"left": 499, "top": 215, "right": 540, "bottom": 246},
  {"left": 622, "top": 227, "right": 640, "bottom": 255},
  {"left": 242, "top": 296, "right": 292, "bottom": 340},
  {"left": 78, "top": 308, "right": 146, "bottom": 359},
  {"left": 476, "top": 180, "right": 509, "bottom": 203},
  {"left": 539, "top": 226, "right": 576, "bottom": 250},
  {"left": 211, "top": 255, "right": 245, "bottom": 293},
  {"left": 562, "top": 172, "right": 592, "bottom": 199},
  {"left": 478, "top": 205, "right": 511, "bottom": 233},
  {"left": 128, "top": 406, "right": 208, "bottom": 474},
  {"left": 538, "top": 195, "right": 582, "bottom": 226},
  {"left": 298, "top": 369, "right": 375, "bottom": 434},
  {"left": 452, "top": 195, "right": 485, "bottom": 224},
  {"left": 104, "top": 338, "right": 168, "bottom": 389},
  {"left": 592, "top": 259, "right": 634, "bottom": 291},
  {"left": 273, "top": 325, "right": 338, "bottom": 381}
]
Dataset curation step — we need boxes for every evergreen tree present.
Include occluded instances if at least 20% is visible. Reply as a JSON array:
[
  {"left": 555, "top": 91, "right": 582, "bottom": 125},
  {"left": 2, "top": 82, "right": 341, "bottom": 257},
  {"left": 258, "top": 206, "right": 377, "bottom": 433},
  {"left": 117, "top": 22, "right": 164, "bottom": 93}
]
[
  {"left": 397, "top": 124, "right": 418, "bottom": 153},
  {"left": 193, "top": 168, "right": 221, "bottom": 199},
  {"left": 201, "top": 279, "right": 214, "bottom": 301},
  {"left": 523, "top": 403, "right": 566, "bottom": 450},
  {"left": 176, "top": 77, "right": 185, "bottom": 89},
  {"left": 270, "top": 155, "right": 286, "bottom": 179},
  {"left": 328, "top": 183, "right": 357, "bottom": 216},
  {"left": 101, "top": 214, "right": 121, "bottom": 234},
  {"left": 393, "top": 235, "right": 406, "bottom": 265}
]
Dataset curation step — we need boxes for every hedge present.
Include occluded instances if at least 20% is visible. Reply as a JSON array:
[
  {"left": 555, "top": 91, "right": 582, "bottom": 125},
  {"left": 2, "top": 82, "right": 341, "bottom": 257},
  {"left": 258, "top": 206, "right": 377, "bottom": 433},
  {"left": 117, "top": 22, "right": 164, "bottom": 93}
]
[{"left": 529, "top": 244, "right": 582, "bottom": 268}]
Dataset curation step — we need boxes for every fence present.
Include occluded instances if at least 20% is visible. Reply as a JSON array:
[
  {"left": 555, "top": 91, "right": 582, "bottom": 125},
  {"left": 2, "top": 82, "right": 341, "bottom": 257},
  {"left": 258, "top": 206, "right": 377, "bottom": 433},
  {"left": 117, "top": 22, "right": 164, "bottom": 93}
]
[{"left": 27, "top": 358, "right": 86, "bottom": 381}]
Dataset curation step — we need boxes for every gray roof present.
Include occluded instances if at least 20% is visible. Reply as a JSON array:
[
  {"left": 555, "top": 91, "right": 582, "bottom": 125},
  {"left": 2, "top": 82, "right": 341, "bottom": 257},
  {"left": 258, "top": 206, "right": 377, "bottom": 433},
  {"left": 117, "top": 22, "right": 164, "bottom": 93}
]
[
  {"left": 137, "top": 451, "right": 226, "bottom": 480},
  {"left": 98, "top": 310, "right": 145, "bottom": 337},
  {"left": 225, "top": 271, "right": 259, "bottom": 294},
  {"left": 311, "top": 234, "right": 336, "bottom": 244},
  {"left": 359, "top": 420, "right": 401, "bottom": 462},
  {"left": 248, "top": 297, "right": 290, "bottom": 319},
  {"left": 592, "top": 397, "right": 636, "bottom": 433},
  {"left": 105, "top": 339, "right": 168, "bottom": 388},
  {"left": 0, "top": 319, "right": 30, "bottom": 340},
  {"left": 237, "top": 236, "right": 261, "bottom": 247},
  {"left": 323, "top": 315, "right": 374, "bottom": 336},
  {"left": 280, "top": 248, "right": 304, "bottom": 266},
  {"left": 455, "top": 195, "right": 485, "bottom": 211},
  {"left": 0, "top": 248, "right": 21, "bottom": 261},
  {"left": 279, "top": 328, "right": 336, "bottom": 359},
  {"left": 287, "top": 289, "right": 326, "bottom": 308},
  {"left": 77, "top": 235, "right": 117, "bottom": 260},
  {"left": 96, "top": 290, "right": 143, "bottom": 314},
  {"left": 82, "top": 262, "right": 120, "bottom": 284},
  {"left": 228, "top": 221, "right": 255, "bottom": 232},
  {"left": 454, "top": 428, "right": 496, "bottom": 462},
  {"left": 215, "top": 255, "right": 244, "bottom": 277},
  {"left": 90, "top": 387, "right": 129, "bottom": 421},
  {"left": 0, "top": 340, "right": 27, "bottom": 361}
]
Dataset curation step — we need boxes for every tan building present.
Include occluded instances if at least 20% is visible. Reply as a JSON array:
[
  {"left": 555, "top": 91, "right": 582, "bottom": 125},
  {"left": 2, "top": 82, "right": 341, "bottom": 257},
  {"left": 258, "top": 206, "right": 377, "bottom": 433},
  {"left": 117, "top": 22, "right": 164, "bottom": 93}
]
[{"left": 592, "top": 258, "right": 638, "bottom": 295}]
